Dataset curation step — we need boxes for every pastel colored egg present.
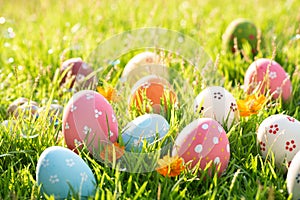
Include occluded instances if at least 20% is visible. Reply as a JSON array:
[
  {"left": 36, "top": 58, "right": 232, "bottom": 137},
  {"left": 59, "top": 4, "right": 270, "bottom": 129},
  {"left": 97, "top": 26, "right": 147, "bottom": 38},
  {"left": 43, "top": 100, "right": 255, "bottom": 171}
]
[
  {"left": 122, "top": 113, "right": 169, "bottom": 152},
  {"left": 222, "top": 18, "right": 258, "bottom": 55},
  {"left": 36, "top": 146, "right": 96, "bottom": 199},
  {"left": 194, "top": 86, "right": 239, "bottom": 129},
  {"left": 62, "top": 90, "right": 118, "bottom": 154},
  {"left": 129, "top": 75, "right": 177, "bottom": 115},
  {"left": 172, "top": 118, "right": 230, "bottom": 176},
  {"left": 60, "top": 58, "right": 97, "bottom": 89},
  {"left": 287, "top": 151, "right": 300, "bottom": 199},
  {"left": 244, "top": 58, "right": 292, "bottom": 101},
  {"left": 7, "top": 97, "right": 39, "bottom": 118},
  {"left": 121, "top": 52, "right": 162, "bottom": 85},
  {"left": 257, "top": 114, "right": 300, "bottom": 170}
]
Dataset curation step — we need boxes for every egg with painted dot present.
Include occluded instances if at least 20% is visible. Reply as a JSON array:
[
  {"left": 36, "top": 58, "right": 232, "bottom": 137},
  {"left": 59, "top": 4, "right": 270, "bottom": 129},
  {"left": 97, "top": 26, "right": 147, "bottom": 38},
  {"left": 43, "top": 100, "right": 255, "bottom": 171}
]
[
  {"left": 194, "top": 86, "right": 239, "bottom": 129},
  {"left": 36, "top": 146, "right": 96, "bottom": 199},
  {"left": 129, "top": 75, "right": 177, "bottom": 115},
  {"left": 121, "top": 52, "right": 162, "bottom": 85},
  {"left": 222, "top": 18, "right": 259, "bottom": 55},
  {"left": 257, "top": 114, "right": 300, "bottom": 170},
  {"left": 172, "top": 118, "right": 230, "bottom": 176},
  {"left": 287, "top": 151, "right": 300, "bottom": 199},
  {"left": 60, "top": 58, "right": 97, "bottom": 89},
  {"left": 122, "top": 114, "right": 170, "bottom": 152},
  {"left": 244, "top": 58, "right": 292, "bottom": 101},
  {"left": 62, "top": 90, "right": 118, "bottom": 154}
]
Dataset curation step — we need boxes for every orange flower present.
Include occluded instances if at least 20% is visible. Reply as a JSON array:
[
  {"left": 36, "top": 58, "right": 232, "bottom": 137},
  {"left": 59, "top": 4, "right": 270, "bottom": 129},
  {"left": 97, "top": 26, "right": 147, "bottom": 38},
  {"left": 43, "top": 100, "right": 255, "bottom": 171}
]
[
  {"left": 99, "top": 142, "right": 125, "bottom": 162},
  {"left": 237, "top": 94, "right": 267, "bottom": 117},
  {"left": 97, "top": 85, "right": 117, "bottom": 102},
  {"left": 156, "top": 155, "right": 185, "bottom": 177}
]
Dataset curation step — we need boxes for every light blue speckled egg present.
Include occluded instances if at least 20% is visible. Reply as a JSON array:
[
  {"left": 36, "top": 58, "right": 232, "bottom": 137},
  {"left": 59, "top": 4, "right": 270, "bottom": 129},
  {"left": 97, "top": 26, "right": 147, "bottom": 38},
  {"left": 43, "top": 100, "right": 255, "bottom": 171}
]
[
  {"left": 122, "top": 114, "right": 170, "bottom": 151},
  {"left": 36, "top": 146, "right": 96, "bottom": 199}
]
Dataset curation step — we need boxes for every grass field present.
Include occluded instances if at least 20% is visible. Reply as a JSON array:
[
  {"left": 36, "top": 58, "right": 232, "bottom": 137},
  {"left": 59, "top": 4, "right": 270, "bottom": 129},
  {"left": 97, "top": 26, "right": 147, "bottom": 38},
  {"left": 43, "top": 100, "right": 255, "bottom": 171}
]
[{"left": 0, "top": 0, "right": 300, "bottom": 199}]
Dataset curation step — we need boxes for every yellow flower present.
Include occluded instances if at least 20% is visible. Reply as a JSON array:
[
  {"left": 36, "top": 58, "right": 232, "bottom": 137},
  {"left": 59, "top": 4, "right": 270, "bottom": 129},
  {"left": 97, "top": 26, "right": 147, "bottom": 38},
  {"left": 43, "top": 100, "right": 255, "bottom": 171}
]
[
  {"left": 156, "top": 155, "right": 185, "bottom": 177},
  {"left": 97, "top": 85, "right": 117, "bottom": 102},
  {"left": 99, "top": 142, "right": 125, "bottom": 162},
  {"left": 237, "top": 94, "right": 267, "bottom": 117}
]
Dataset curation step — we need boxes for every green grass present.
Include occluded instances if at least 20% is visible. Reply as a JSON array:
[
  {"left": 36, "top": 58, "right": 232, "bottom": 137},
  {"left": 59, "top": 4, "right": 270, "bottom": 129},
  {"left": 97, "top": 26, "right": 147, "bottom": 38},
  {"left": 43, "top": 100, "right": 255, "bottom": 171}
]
[{"left": 1, "top": 0, "right": 300, "bottom": 199}]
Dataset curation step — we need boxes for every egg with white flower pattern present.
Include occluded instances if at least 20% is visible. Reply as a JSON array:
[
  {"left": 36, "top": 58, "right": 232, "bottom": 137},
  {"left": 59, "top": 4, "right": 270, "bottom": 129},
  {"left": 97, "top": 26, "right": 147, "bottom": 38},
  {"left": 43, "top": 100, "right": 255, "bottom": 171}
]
[
  {"left": 172, "top": 118, "right": 230, "bottom": 176},
  {"left": 194, "top": 86, "right": 239, "bottom": 129},
  {"left": 244, "top": 58, "right": 292, "bottom": 101},
  {"left": 257, "top": 114, "right": 300, "bottom": 170},
  {"left": 62, "top": 90, "right": 118, "bottom": 154},
  {"left": 36, "top": 146, "right": 96, "bottom": 199},
  {"left": 122, "top": 114, "right": 170, "bottom": 152},
  {"left": 287, "top": 151, "right": 300, "bottom": 199}
]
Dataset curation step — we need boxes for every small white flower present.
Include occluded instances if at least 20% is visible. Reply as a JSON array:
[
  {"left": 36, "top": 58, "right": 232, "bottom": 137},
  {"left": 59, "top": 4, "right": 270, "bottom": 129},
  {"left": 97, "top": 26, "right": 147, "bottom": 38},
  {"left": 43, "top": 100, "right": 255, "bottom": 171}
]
[
  {"left": 76, "top": 74, "right": 85, "bottom": 82},
  {"left": 112, "top": 114, "right": 116, "bottom": 123},
  {"left": 85, "top": 93, "right": 94, "bottom": 100},
  {"left": 74, "top": 139, "right": 82, "bottom": 146},
  {"left": 82, "top": 63, "right": 89, "bottom": 69},
  {"left": 49, "top": 175, "right": 59, "bottom": 184},
  {"left": 275, "top": 87, "right": 282, "bottom": 94},
  {"left": 109, "top": 130, "right": 114, "bottom": 137},
  {"left": 269, "top": 71, "right": 277, "bottom": 79},
  {"left": 95, "top": 109, "right": 102, "bottom": 118},
  {"left": 80, "top": 172, "right": 88, "bottom": 182},
  {"left": 71, "top": 105, "right": 77, "bottom": 112},
  {"left": 83, "top": 126, "right": 92, "bottom": 135},
  {"left": 41, "top": 159, "right": 49, "bottom": 168},
  {"left": 65, "top": 123, "right": 70, "bottom": 130},
  {"left": 65, "top": 159, "right": 75, "bottom": 167}
]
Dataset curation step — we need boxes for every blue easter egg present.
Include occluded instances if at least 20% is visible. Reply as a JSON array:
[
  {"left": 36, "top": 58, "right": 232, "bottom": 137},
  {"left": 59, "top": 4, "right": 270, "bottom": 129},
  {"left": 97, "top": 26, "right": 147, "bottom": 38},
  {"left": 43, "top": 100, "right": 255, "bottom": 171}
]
[
  {"left": 36, "top": 146, "right": 96, "bottom": 199},
  {"left": 122, "top": 114, "right": 169, "bottom": 151}
]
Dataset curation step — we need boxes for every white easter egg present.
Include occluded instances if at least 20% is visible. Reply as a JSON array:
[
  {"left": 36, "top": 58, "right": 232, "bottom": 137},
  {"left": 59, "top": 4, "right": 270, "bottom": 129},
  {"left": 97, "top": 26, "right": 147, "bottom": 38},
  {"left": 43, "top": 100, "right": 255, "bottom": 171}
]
[
  {"left": 36, "top": 146, "right": 96, "bottom": 199},
  {"left": 257, "top": 114, "right": 300, "bottom": 170},
  {"left": 287, "top": 150, "right": 300, "bottom": 199},
  {"left": 194, "top": 86, "right": 239, "bottom": 128}
]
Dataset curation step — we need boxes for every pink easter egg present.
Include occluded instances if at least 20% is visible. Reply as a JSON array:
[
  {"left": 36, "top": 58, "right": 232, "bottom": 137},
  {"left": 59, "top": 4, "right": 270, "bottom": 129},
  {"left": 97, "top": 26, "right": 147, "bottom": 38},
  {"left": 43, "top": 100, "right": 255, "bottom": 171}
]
[
  {"left": 62, "top": 90, "right": 118, "bottom": 153},
  {"left": 60, "top": 58, "right": 97, "bottom": 89},
  {"left": 244, "top": 58, "right": 292, "bottom": 101},
  {"left": 172, "top": 118, "right": 230, "bottom": 176}
]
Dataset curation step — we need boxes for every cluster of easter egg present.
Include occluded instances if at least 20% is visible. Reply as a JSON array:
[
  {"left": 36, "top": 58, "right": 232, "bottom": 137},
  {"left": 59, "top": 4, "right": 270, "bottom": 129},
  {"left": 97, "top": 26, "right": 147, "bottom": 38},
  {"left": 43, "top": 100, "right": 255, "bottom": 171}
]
[{"left": 223, "top": 18, "right": 300, "bottom": 199}]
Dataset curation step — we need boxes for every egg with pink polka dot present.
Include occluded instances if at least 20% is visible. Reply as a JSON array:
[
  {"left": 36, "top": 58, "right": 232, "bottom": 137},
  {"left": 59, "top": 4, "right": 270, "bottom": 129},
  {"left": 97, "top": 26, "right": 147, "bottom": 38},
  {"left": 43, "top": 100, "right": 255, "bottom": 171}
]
[
  {"left": 257, "top": 114, "right": 300, "bottom": 170},
  {"left": 244, "top": 58, "right": 292, "bottom": 101},
  {"left": 62, "top": 90, "right": 118, "bottom": 155},
  {"left": 194, "top": 86, "right": 239, "bottom": 129},
  {"left": 172, "top": 118, "right": 230, "bottom": 176}
]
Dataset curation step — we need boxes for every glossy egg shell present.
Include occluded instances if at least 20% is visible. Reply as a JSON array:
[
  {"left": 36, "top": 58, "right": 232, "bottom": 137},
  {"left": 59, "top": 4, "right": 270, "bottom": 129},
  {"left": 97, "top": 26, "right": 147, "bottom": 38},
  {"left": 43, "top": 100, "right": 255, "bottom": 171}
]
[
  {"left": 60, "top": 58, "right": 96, "bottom": 89},
  {"left": 129, "top": 75, "right": 177, "bottom": 114},
  {"left": 62, "top": 90, "right": 118, "bottom": 153},
  {"left": 172, "top": 118, "right": 230, "bottom": 176},
  {"left": 36, "top": 146, "right": 96, "bottom": 199},
  {"left": 194, "top": 86, "right": 239, "bottom": 128},
  {"left": 287, "top": 151, "right": 300, "bottom": 199},
  {"left": 244, "top": 58, "right": 292, "bottom": 101},
  {"left": 222, "top": 18, "right": 258, "bottom": 55},
  {"left": 257, "top": 114, "right": 300, "bottom": 170},
  {"left": 122, "top": 113, "right": 169, "bottom": 152}
]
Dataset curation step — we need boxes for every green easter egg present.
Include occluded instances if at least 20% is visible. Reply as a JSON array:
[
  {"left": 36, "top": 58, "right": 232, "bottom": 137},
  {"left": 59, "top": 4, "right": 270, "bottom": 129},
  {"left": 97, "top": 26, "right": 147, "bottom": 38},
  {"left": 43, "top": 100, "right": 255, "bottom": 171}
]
[{"left": 222, "top": 19, "right": 258, "bottom": 55}]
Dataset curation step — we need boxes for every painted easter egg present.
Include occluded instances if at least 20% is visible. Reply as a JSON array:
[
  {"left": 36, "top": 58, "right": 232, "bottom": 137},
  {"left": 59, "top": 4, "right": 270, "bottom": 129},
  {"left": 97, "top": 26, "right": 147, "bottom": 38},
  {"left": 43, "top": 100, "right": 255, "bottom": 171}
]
[
  {"left": 122, "top": 113, "right": 169, "bottom": 152},
  {"left": 36, "top": 146, "right": 96, "bottom": 199},
  {"left": 257, "top": 114, "right": 300, "bottom": 170},
  {"left": 172, "top": 118, "right": 230, "bottom": 176},
  {"left": 60, "top": 58, "right": 97, "bottom": 89},
  {"left": 121, "top": 52, "right": 162, "bottom": 85},
  {"left": 62, "top": 90, "right": 118, "bottom": 154},
  {"left": 287, "top": 151, "right": 300, "bottom": 199},
  {"left": 194, "top": 86, "right": 239, "bottom": 129},
  {"left": 222, "top": 18, "right": 258, "bottom": 55},
  {"left": 244, "top": 58, "right": 292, "bottom": 101},
  {"left": 7, "top": 97, "right": 39, "bottom": 118},
  {"left": 129, "top": 75, "right": 177, "bottom": 115}
]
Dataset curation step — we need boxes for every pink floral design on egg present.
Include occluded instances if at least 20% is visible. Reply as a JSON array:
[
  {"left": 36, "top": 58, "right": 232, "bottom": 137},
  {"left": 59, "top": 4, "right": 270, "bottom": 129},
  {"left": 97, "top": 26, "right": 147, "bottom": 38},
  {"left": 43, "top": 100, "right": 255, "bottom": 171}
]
[
  {"left": 244, "top": 58, "right": 292, "bottom": 101},
  {"left": 62, "top": 90, "right": 118, "bottom": 153},
  {"left": 172, "top": 118, "right": 230, "bottom": 176}
]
